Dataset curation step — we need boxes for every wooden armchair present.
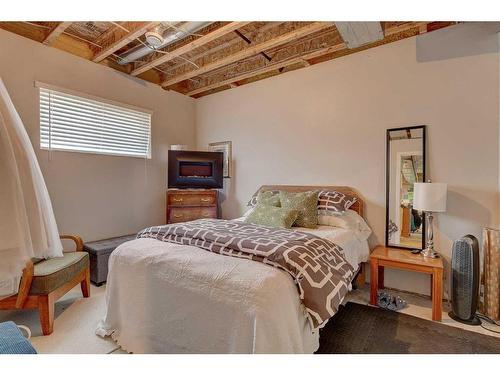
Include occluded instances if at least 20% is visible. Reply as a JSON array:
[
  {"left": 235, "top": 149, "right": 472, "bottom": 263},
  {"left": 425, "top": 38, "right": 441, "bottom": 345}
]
[{"left": 0, "top": 235, "right": 90, "bottom": 335}]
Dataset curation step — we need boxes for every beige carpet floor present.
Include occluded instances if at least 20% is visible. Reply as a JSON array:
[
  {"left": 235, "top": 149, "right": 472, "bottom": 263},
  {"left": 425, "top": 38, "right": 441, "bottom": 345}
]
[
  {"left": 1, "top": 283, "right": 498, "bottom": 353},
  {"left": 0, "top": 284, "right": 120, "bottom": 354}
]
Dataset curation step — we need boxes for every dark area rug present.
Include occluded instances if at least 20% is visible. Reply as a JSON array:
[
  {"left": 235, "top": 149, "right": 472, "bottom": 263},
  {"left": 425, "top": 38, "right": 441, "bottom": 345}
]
[{"left": 317, "top": 302, "right": 500, "bottom": 354}]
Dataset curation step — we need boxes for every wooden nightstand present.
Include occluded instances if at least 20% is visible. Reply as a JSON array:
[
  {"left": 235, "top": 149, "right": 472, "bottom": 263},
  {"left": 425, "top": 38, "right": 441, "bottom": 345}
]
[{"left": 369, "top": 246, "right": 444, "bottom": 321}]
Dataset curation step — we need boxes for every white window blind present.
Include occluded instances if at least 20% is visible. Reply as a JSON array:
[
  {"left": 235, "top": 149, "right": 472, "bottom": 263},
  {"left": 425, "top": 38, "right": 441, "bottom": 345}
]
[{"left": 38, "top": 84, "right": 152, "bottom": 158}]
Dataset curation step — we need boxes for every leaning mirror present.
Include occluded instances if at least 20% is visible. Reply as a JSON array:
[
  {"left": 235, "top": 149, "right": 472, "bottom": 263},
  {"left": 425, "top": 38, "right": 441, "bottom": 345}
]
[{"left": 386, "top": 125, "right": 426, "bottom": 250}]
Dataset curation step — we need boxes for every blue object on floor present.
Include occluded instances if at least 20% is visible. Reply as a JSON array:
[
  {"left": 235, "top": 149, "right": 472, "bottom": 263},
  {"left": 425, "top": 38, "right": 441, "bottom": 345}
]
[
  {"left": 0, "top": 321, "right": 37, "bottom": 354},
  {"left": 377, "top": 291, "right": 408, "bottom": 311}
]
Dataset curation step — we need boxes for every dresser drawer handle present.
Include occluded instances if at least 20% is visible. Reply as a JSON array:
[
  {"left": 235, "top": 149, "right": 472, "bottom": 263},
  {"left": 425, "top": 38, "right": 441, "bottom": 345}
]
[
  {"left": 202, "top": 213, "right": 212, "bottom": 217},
  {"left": 200, "top": 197, "right": 212, "bottom": 202},
  {"left": 172, "top": 197, "right": 184, "bottom": 202},
  {"left": 173, "top": 213, "right": 183, "bottom": 218}
]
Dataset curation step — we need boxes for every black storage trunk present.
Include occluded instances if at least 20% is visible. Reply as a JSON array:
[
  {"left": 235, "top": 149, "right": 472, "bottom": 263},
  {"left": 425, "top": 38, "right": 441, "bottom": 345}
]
[{"left": 83, "top": 234, "right": 137, "bottom": 286}]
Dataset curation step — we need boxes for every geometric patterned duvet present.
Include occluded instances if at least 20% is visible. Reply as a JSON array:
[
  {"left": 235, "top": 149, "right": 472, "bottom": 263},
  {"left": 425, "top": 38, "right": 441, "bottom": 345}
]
[{"left": 137, "top": 219, "right": 354, "bottom": 329}]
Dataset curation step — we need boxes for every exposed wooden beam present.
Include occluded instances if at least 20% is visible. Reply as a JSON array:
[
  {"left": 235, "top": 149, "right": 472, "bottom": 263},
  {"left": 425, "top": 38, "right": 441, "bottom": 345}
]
[
  {"left": 162, "top": 22, "right": 333, "bottom": 88},
  {"left": 51, "top": 33, "right": 94, "bottom": 59},
  {"left": 426, "top": 22, "right": 456, "bottom": 33},
  {"left": 384, "top": 22, "right": 428, "bottom": 37},
  {"left": 234, "top": 29, "right": 272, "bottom": 62},
  {"left": 131, "top": 22, "right": 250, "bottom": 76},
  {"left": 0, "top": 22, "right": 47, "bottom": 42},
  {"left": 300, "top": 59, "right": 311, "bottom": 66},
  {"left": 418, "top": 23, "right": 428, "bottom": 34},
  {"left": 186, "top": 43, "right": 345, "bottom": 96},
  {"left": 152, "top": 22, "right": 284, "bottom": 79},
  {"left": 93, "top": 21, "right": 160, "bottom": 62},
  {"left": 43, "top": 22, "right": 72, "bottom": 46}
]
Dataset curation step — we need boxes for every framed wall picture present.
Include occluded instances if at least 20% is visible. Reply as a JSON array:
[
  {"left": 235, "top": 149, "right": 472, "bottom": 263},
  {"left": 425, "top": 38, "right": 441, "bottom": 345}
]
[{"left": 208, "top": 141, "right": 232, "bottom": 178}]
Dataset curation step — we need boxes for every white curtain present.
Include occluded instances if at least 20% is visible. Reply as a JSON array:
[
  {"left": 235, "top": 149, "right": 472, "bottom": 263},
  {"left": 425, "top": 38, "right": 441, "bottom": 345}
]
[{"left": 0, "top": 78, "right": 63, "bottom": 297}]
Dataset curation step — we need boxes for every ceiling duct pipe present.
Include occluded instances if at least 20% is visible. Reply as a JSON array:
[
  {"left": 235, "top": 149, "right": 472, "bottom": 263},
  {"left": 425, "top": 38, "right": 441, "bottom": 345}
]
[{"left": 117, "top": 21, "right": 213, "bottom": 65}]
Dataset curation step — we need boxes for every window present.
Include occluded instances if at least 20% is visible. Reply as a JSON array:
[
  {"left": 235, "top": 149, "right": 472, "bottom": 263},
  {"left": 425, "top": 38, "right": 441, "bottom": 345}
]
[{"left": 38, "top": 83, "right": 152, "bottom": 158}]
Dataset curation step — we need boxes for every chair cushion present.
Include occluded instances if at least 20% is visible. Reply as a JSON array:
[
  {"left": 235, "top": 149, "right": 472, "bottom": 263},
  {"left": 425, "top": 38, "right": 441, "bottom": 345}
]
[{"left": 29, "top": 252, "right": 89, "bottom": 295}]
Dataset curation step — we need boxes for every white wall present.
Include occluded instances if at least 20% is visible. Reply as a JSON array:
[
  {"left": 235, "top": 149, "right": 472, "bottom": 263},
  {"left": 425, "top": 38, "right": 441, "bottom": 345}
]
[
  {"left": 0, "top": 29, "right": 196, "bottom": 242},
  {"left": 196, "top": 35, "right": 500, "bottom": 295}
]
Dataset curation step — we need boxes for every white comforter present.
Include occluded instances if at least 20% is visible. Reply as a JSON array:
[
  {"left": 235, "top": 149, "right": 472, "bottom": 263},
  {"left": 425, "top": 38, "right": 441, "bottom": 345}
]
[
  {"left": 96, "top": 225, "right": 368, "bottom": 353},
  {"left": 96, "top": 238, "right": 319, "bottom": 353}
]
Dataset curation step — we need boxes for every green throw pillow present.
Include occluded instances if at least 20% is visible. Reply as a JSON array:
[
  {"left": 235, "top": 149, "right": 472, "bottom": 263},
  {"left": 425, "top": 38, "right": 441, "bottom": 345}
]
[
  {"left": 244, "top": 204, "right": 298, "bottom": 228},
  {"left": 256, "top": 190, "right": 281, "bottom": 207},
  {"left": 279, "top": 190, "right": 319, "bottom": 228}
]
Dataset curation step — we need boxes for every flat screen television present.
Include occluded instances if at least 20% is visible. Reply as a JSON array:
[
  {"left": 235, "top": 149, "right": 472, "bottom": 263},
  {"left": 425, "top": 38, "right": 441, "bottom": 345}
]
[{"left": 168, "top": 150, "right": 223, "bottom": 189}]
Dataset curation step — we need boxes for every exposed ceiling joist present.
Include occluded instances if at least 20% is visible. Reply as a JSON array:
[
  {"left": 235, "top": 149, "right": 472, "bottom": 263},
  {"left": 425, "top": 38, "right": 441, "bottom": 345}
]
[
  {"left": 93, "top": 21, "right": 160, "bottom": 62},
  {"left": 162, "top": 22, "right": 333, "bottom": 88},
  {"left": 187, "top": 43, "right": 346, "bottom": 96},
  {"left": 234, "top": 29, "right": 272, "bottom": 62},
  {"left": 155, "top": 22, "right": 285, "bottom": 78},
  {"left": 384, "top": 22, "right": 427, "bottom": 37},
  {"left": 0, "top": 21, "right": 456, "bottom": 98},
  {"left": 43, "top": 22, "right": 72, "bottom": 45},
  {"left": 131, "top": 22, "right": 250, "bottom": 76},
  {"left": 419, "top": 23, "right": 428, "bottom": 34}
]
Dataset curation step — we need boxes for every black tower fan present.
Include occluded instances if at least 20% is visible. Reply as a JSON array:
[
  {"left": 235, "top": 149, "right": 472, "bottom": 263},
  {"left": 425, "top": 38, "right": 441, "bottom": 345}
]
[{"left": 449, "top": 235, "right": 481, "bottom": 325}]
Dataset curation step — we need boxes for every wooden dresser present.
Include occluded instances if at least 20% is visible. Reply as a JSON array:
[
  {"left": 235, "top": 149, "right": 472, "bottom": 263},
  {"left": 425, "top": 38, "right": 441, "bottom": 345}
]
[{"left": 166, "top": 189, "right": 219, "bottom": 224}]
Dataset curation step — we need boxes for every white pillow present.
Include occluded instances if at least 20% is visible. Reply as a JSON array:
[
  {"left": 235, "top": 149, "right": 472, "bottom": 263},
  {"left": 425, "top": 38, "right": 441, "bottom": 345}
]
[{"left": 318, "top": 209, "right": 372, "bottom": 240}]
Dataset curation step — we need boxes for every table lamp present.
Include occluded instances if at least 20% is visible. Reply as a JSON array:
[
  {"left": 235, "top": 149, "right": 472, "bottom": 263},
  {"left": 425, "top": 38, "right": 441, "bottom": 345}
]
[{"left": 413, "top": 182, "right": 447, "bottom": 258}]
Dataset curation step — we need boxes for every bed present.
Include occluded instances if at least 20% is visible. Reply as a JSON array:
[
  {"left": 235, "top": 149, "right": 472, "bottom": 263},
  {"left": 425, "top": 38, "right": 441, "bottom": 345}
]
[{"left": 96, "top": 185, "right": 369, "bottom": 353}]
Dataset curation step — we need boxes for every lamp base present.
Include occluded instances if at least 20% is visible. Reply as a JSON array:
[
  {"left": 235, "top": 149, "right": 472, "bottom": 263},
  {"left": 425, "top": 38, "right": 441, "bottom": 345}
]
[
  {"left": 422, "top": 212, "right": 439, "bottom": 258},
  {"left": 421, "top": 247, "right": 440, "bottom": 258}
]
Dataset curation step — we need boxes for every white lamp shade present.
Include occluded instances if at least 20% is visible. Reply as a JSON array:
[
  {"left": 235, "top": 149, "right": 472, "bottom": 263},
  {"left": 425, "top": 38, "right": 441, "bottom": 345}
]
[{"left": 413, "top": 182, "right": 447, "bottom": 212}]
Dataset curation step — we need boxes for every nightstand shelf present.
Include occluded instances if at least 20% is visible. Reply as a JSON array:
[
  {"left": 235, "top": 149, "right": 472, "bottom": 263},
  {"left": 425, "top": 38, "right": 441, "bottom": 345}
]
[{"left": 370, "top": 246, "right": 444, "bottom": 321}]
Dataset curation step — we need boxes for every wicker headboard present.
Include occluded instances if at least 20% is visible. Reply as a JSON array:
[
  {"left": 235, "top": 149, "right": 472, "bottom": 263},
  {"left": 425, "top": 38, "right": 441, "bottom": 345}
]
[{"left": 255, "top": 185, "right": 364, "bottom": 218}]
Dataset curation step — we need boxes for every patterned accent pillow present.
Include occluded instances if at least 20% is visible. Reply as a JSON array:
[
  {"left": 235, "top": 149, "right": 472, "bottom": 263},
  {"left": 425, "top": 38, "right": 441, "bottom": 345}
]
[
  {"left": 279, "top": 190, "right": 319, "bottom": 228},
  {"left": 247, "top": 190, "right": 279, "bottom": 207},
  {"left": 256, "top": 190, "right": 281, "bottom": 207},
  {"left": 317, "top": 190, "right": 357, "bottom": 215},
  {"left": 244, "top": 204, "right": 299, "bottom": 229}
]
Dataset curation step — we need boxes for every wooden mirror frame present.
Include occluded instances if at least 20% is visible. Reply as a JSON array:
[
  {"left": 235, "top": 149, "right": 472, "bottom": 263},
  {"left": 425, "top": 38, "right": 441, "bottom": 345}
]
[{"left": 385, "top": 125, "right": 426, "bottom": 251}]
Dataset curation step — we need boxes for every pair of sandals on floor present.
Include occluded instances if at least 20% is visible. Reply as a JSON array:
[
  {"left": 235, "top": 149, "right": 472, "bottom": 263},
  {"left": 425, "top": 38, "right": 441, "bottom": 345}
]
[{"left": 377, "top": 290, "right": 407, "bottom": 311}]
